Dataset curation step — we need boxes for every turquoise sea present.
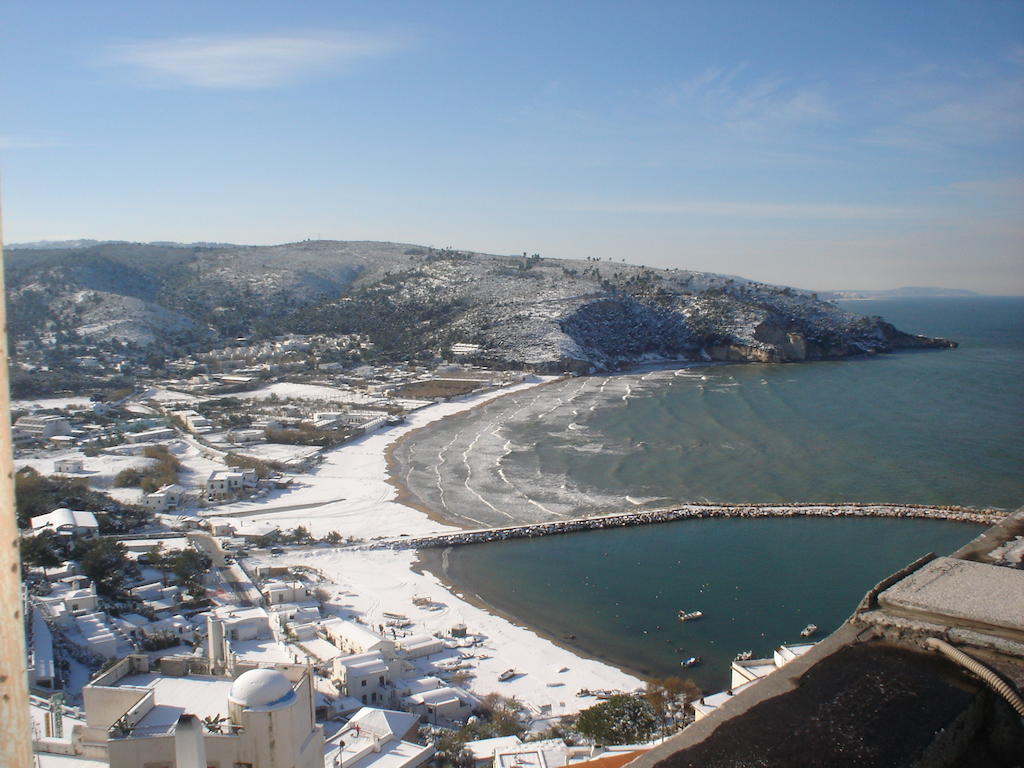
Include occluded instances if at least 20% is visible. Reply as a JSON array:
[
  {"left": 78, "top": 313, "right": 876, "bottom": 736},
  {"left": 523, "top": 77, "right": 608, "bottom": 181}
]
[{"left": 397, "top": 297, "right": 1023, "bottom": 687}]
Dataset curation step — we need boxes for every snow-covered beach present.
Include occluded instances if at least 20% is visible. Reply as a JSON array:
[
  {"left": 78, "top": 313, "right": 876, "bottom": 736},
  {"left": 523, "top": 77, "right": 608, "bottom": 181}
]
[{"left": 217, "top": 376, "right": 644, "bottom": 712}]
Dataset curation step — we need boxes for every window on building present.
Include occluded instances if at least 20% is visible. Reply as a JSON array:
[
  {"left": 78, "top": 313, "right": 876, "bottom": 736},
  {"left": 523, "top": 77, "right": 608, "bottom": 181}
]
[{"left": 361, "top": 679, "right": 367, "bottom": 686}]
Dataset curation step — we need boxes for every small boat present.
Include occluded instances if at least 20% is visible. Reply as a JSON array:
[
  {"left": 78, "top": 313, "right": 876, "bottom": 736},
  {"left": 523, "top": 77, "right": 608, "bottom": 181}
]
[
  {"left": 681, "top": 656, "right": 701, "bottom": 668},
  {"left": 678, "top": 610, "right": 704, "bottom": 622},
  {"left": 498, "top": 669, "right": 517, "bottom": 682},
  {"left": 735, "top": 650, "right": 753, "bottom": 661},
  {"left": 800, "top": 624, "right": 818, "bottom": 638}
]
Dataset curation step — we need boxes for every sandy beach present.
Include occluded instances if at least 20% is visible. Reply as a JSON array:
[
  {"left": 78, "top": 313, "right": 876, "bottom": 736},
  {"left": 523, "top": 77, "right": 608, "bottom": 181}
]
[{"left": 223, "top": 377, "right": 644, "bottom": 713}]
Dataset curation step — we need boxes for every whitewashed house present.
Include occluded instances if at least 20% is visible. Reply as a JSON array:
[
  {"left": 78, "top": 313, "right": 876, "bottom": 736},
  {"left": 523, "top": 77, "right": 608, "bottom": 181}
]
[
  {"left": 54, "top": 457, "right": 84, "bottom": 473},
  {"left": 323, "top": 707, "right": 432, "bottom": 768},
  {"left": 261, "top": 580, "right": 312, "bottom": 606},
  {"left": 30, "top": 508, "right": 99, "bottom": 540},
  {"left": 207, "top": 469, "right": 258, "bottom": 499},
  {"left": 333, "top": 651, "right": 393, "bottom": 706},
  {"left": 142, "top": 483, "right": 187, "bottom": 512},
  {"left": 321, "top": 618, "right": 395, "bottom": 656}
]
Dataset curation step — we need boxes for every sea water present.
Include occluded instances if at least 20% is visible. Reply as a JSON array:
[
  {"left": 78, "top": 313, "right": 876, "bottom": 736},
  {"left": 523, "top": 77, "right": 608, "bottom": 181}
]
[{"left": 395, "top": 297, "right": 1023, "bottom": 686}]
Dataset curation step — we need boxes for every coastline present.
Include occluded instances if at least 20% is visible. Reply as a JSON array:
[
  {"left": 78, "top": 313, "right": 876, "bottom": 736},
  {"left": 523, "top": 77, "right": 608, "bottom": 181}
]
[
  {"left": 413, "top": 546, "right": 662, "bottom": 682},
  {"left": 383, "top": 374, "right": 571, "bottom": 529}
]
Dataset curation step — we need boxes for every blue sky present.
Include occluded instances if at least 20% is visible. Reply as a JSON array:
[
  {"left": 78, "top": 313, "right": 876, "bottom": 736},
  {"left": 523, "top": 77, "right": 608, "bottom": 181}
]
[{"left": 2, "top": 1, "right": 1022, "bottom": 293}]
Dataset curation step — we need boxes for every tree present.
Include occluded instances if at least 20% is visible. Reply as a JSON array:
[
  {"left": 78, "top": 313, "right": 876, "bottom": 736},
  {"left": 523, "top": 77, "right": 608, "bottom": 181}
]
[
  {"left": 645, "top": 676, "right": 701, "bottom": 734},
  {"left": 574, "top": 694, "right": 659, "bottom": 745},
  {"left": 324, "top": 530, "right": 343, "bottom": 546},
  {"left": 147, "top": 544, "right": 171, "bottom": 586},
  {"left": 168, "top": 548, "right": 212, "bottom": 591},
  {"left": 74, "top": 538, "right": 129, "bottom": 597},
  {"left": 20, "top": 531, "right": 63, "bottom": 574}
]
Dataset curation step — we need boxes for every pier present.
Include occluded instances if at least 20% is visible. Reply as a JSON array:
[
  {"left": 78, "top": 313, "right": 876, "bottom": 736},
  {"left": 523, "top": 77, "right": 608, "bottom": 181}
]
[{"left": 368, "top": 503, "right": 1006, "bottom": 551}]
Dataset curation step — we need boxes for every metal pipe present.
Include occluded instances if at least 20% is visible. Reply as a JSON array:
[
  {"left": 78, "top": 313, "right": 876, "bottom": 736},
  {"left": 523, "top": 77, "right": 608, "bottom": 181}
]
[{"left": 925, "top": 637, "right": 1024, "bottom": 716}]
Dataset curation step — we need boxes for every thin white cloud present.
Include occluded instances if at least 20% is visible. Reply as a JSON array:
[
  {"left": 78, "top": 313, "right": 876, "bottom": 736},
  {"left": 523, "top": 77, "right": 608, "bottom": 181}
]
[
  {"left": 106, "top": 32, "right": 404, "bottom": 89},
  {"left": 578, "top": 200, "right": 925, "bottom": 221},
  {"left": 666, "top": 66, "right": 835, "bottom": 131}
]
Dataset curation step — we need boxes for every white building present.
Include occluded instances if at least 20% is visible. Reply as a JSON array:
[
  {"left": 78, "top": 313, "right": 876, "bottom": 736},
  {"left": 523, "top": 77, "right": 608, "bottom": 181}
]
[
  {"left": 54, "top": 457, "right": 84, "bottom": 474},
  {"left": 693, "top": 642, "right": 818, "bottom": 722},
  {"left": 494, "top": 738, "right": 570, "bottom": 768},
  {"left": 207, "top": 469, "right": 258, "bottom": 499},
  {"left": 333, "top": 652, "right": 393, "bottom": 706},
  {"left": 15, "top": 414, "right": 72, "bottom": 438},
  {"left": 80, "top": 656, "right": 323, "bottom": 768},
  {"left": 405, "top": 684, "right": 475, "bottom": 722},
  {"left": 261, "top": 579, "right": 312, "bottom": 606},
  {"left": 396, "top": 633, "right": 446, "bottom": 659},
  {"left": 142, "top": 483, "right": 187, "bottom": 512},
  {"left": 227, "top": 427, "right": 265, "bottom": 443},
  {"left": 173, "top": 409, "right": 214, "bottom": 433},
  {"left": 125, "top": 427, "right": 176, "bottom": 444},
  {"left": 321, "top": 618, "right": 395, "bottom": 656},
  {"left": 30, "top": 508, "right": 99, "bottom": 540},
  {"left": 323, "top": 707, "right": 433, "bottom": 768}
]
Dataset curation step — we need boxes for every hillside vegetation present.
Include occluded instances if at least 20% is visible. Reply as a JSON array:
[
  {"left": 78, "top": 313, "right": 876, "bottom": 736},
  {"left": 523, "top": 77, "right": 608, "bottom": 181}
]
[{"left": 4, "top": 240, "right": 954, "bottom": 372}]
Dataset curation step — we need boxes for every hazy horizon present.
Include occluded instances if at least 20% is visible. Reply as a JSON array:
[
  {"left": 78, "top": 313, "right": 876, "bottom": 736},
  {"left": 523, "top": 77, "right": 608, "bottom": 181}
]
[
  {"left": 3, "top": 236, "right": 1015, "bottom": 297},
  {"left": 2, "top": 1, "right": 1021, "bottom": 294}
]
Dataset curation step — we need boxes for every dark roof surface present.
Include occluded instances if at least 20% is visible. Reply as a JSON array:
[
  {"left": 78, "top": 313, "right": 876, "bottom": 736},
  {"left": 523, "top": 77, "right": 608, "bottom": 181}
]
[{"left": 652, "top": 642, "right": 1022, "bottom": 768}]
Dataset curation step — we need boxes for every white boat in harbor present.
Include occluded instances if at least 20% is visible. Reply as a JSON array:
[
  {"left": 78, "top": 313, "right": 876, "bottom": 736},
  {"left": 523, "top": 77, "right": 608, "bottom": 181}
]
[
  {"left": 498, "top": 669, "right": 517, "bottom": 682},
  {"left": 678, "top": 610, "right": 704, "bottom": 622},
  {"left": 735, "top": 650, "right": 753, "bottom": 661},
  {"left": 681, "top": 656, "right": 701, "bottom": 668},
  {"left": 801, "top": 624, "right": 818, "bottom": 638}
]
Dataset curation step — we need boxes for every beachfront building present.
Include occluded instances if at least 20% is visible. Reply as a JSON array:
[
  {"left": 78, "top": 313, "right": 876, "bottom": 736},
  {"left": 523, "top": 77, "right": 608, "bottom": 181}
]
[
  {"left": 323, "top": 707, "right": 433, "bottom": 768},
  {"left": 693, "top": 642, "right": 817, "bottom": 722},
  {"left": 79, "top": 655, "right": 323, "bottom": 768},
  {"left": 395, "top": 633, "right": 446, "bottom": 660},
  {"left": 333, "top": 651, "right": 393, "bottom": 706},
  {"left": 405, "top": 683, "right": 476, "bottom": 723},
  {"left": 30, "top": 508, "right": 99, "bottom": 540},
  {"left": 321, "top": 617, "right": 395, "bottom": 656},
  {"left": 261, "top": 579, "right": 312, "bottom": 606}
]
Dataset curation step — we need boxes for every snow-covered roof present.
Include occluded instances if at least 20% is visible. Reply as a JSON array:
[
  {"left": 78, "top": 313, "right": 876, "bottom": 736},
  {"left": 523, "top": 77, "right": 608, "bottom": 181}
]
[
  {"left": 464, "top": 736, "right": 523, "bottom": 761},
  {"left": 348, "top": 706, "right": 420, "bottom": 740},
  {"left": 228, "top": 668, "right": 295, "bottom": 709},
  {"left": 30, "top": 508, "right": 98, "bottom": 531}
]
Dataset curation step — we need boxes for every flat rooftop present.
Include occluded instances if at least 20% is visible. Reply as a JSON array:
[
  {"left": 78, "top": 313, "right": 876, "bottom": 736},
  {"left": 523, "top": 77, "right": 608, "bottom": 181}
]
[
  {"left": 878, "top": 557, "right": 1024, "bottom": 640},
  {"left": 116, "top": 672, "right": 234, "bottom": 728}
]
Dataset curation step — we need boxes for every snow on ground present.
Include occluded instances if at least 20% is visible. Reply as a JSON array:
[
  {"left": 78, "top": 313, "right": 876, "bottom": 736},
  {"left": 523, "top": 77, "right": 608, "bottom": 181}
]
[
  {"left": 139, "top": 386, "right": 205, "bottom": 404},
  {"left": 11, "top": 396, "right": 93, "bottom": 411},
  {"left": 16, "top": 450, "right": 155, "bottom": 491},
  {"left": 259, "top": 546, "right": 642, "bottom": 717},
  {"left": 206, "top": 380, "right": 559, "bottom": 536},
  {"left": 245, "top": 382, "right": 380, "bottom": 405},
  {"left": 223, "top": 442, "right": 322, "bottom": 464},
  {"left": 224, "top": 376, "right": 644, "bottom": 715}
]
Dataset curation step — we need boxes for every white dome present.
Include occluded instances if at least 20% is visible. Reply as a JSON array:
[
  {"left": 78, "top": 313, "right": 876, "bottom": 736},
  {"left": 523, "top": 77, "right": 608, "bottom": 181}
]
[{"left": 228, "top": 668, "right": 295, "bottom": 709}]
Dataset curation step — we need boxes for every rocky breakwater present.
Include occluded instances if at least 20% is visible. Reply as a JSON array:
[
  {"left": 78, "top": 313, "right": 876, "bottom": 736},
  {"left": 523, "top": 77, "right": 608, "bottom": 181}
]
[{"left": 369, "top": 503, "right": 1003, "bottom": 551}]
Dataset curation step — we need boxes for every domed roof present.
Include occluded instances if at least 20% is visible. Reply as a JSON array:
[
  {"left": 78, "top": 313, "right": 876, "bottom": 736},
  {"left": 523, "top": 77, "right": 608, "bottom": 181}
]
[{"left": 228, "top": 668, "right": 295, "bottom": 709}]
